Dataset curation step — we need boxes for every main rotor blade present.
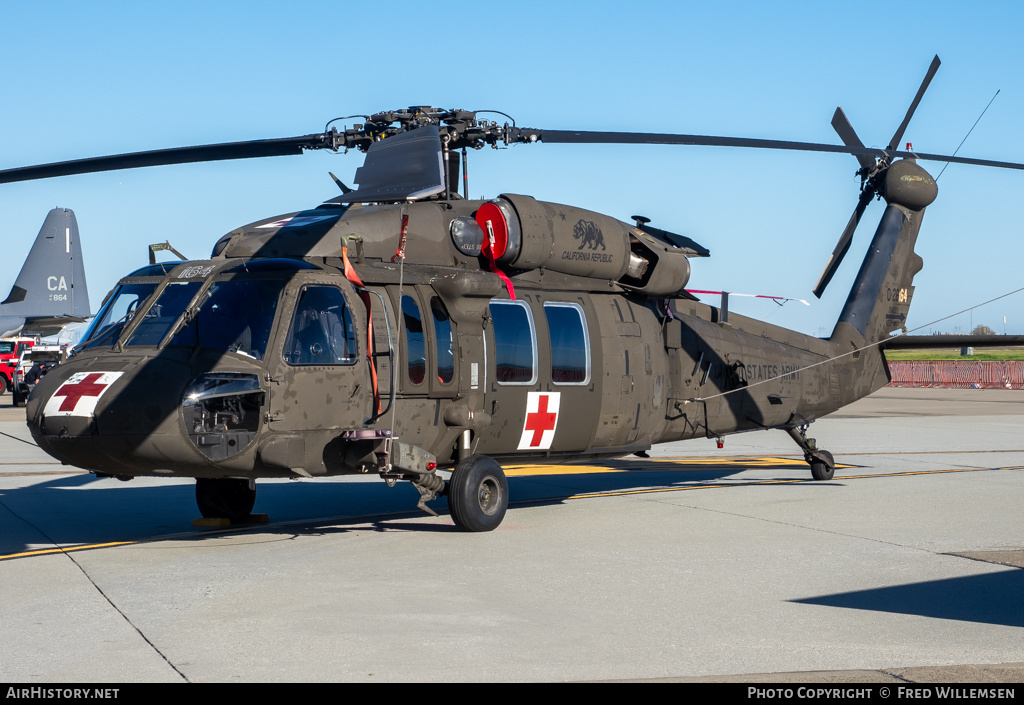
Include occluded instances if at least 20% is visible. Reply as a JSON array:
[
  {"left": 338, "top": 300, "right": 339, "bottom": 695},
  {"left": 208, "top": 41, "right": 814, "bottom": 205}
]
[
  {"left": 812, "top": 188, "right": 875, "bottom": 298},
  {"left": 887, "top": 55, "right": 941, "bottom": 153},
  {"left": 0, "top": 134, "right": 332, "bottom": 185},
  {"left": 537, "top": 129, "right": 875, "bottom": 156},
  {"left": 831, "top": 107, "right": 875, "bottom": 173},
  {"left": 535, "top": 129, "right": 1024, "bottom": 171}
]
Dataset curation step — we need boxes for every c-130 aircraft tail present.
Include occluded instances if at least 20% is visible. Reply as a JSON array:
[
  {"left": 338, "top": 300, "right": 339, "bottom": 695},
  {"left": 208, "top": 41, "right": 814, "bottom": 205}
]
[{"left": 0, "top": 208, "right": 91, "bottom": 339}]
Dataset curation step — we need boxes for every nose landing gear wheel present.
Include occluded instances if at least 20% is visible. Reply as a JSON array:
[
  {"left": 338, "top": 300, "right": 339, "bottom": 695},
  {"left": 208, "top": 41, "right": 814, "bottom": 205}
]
[
  {"left": 447, "top": 454, "right": 508, "bottom": 532},
  {"left": 195, "top": 477, "right": 256, "bottom": 523}
]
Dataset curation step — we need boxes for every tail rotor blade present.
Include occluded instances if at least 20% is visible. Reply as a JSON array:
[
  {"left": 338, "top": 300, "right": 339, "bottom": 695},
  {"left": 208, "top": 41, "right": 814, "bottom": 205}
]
[
  {"left": 887, "top": 55, "right": 941, "bottom": 153},
  {"left": 812, "top": 189, "right": 874, "bottom": 298}
]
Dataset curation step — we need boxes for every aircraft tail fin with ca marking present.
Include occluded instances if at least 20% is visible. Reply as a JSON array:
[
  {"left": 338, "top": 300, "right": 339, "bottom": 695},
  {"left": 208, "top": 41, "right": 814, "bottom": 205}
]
[{"left": 0, "top": 208, "right": 91, "bottom": 338}]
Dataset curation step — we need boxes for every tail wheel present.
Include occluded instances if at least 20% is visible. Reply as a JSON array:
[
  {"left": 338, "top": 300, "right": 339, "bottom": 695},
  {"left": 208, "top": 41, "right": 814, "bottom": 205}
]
[
  {"left": 195, "top": 478, "right": 256, "bottom": 522},
  {"left": 448, "top": 455, "right": 508, "bottom": 532},
  {"left": 809, "top": 450, "right": 835, "bottom": 481}
]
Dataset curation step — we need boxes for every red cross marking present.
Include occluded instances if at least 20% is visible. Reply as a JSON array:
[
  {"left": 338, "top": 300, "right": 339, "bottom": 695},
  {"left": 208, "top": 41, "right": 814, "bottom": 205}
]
[
  {"left": 53, "top": 373, "right": 110, "bottom": 412},
  {"left": 524, "top": 395, "right": 557, "bottom": 447}
]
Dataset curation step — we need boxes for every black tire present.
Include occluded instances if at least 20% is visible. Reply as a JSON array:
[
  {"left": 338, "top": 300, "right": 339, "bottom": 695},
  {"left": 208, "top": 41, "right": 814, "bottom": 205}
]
[
  {"left": 12, "top": 391, "right": 24, "bottom": 408},
  {"left": 448, "top": 455, "right": 508, "bottom": 532},
  {"left": 810, "top": 450, "right": 835, "bottom": 481},
  {"left": 0, "top": 375, "right": 8, "bottom": 396},
  {"left": 195, "top": 478, "right": 256, "bottom": 522}
]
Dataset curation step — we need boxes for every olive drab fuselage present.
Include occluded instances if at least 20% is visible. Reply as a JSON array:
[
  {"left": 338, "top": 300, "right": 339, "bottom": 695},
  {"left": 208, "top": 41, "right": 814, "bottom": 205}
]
[{"left": 25, "top": 174, "right": 931, "bottom": 482}]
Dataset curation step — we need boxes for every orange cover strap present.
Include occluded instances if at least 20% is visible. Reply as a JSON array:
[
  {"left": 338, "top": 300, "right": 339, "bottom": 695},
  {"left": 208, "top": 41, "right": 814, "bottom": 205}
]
[{"left": 342, "top": 244, "right": 380, "bottom": 415}]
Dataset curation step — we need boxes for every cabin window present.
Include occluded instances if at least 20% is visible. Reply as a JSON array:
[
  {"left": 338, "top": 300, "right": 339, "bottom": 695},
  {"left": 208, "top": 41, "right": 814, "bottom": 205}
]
[
  {"left": 283, "top": 286, "right": 358, "bottom": 366},
  {"left": 402, "top": 295, "right": 426, "bottom": 385},
  {"left": 489, "top": 300, "right": 537, "bottom": 385},
  {"left": 544, "top": 302, "right": 590, "bottom": 385},
  {"left": 431, "top": 297, "right": 454, "bottom": 384}
]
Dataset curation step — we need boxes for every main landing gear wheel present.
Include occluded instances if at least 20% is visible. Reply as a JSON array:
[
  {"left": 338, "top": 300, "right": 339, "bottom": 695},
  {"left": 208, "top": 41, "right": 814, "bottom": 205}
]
[
  {"left": 447, "top": 454, "right": 508, "bottom": 532},
  {"left": 195, "top": 478, "right": 256, "bottom": 522},
  {"left": 809, "top": 450, "right": 835, "bottom": 481}
]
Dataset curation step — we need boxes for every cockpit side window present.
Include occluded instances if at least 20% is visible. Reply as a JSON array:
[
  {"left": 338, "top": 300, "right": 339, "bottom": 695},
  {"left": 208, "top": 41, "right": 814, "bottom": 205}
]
[
  {"left": 401, "top": 295, "right": 426, "bottom": 385},
  {"left": 79, "top": 282, "right": 161, "bottom": 350},
  {"left": 283, "top": 286, "right": 358, "bottom": 366},
  {"left": 431, "top": 297, "right": 454, "bottom": 384}
]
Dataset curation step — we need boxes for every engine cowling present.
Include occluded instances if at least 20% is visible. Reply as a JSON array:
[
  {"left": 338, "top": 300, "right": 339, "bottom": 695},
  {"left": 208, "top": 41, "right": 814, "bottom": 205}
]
[{"left": 484, "top": 194, "right": 691, "bottom": 295}]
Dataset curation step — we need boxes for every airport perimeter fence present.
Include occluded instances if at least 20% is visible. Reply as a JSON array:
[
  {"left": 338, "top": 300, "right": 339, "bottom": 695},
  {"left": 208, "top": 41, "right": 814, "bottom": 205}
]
[{"left": 886, "top": 360, "right": 1024, "bottom": 389}]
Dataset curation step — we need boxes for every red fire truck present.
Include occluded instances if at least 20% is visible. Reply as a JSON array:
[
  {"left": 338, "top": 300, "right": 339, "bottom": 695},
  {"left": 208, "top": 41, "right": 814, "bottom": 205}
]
[{"left": 0, "top": 338, "right": 35, "bottom": 395}]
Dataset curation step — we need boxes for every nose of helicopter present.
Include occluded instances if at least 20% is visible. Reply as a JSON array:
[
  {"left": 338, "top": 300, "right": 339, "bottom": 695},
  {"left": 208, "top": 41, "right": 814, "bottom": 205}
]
[{"left": 25, "top": 354, "right": 246, "bottom": 476}]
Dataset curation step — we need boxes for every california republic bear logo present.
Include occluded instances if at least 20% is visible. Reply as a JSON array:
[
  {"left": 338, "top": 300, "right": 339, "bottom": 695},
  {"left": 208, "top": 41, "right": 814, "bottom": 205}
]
[{"left": 572, "top": 219, "right": 606, "bottom": 250}]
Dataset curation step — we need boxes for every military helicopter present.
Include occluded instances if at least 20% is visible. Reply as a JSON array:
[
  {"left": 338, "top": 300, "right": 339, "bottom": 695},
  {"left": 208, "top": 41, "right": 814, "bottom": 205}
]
[{"left": 2, "top": 56, "right": 1022, "bottom": 532}]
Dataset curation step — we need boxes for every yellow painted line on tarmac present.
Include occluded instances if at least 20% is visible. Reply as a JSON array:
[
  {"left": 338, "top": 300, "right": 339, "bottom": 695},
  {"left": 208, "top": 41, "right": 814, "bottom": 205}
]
[
  {"left": 2, "top": 541, "right": 141, "bottom": 560},
  {"left": 0, "top": 524, "right": 254, "bottom": 562},
  {"left": 563, "top": 478, "right": 805, "bottom": 500},
  {"left": 810, "top": 449, "right": 1024, "bottom": 457},
  {"left": 553, "top": 464, "right": 1024, "bottom": 502},
  {"left": 0, "top": 462, "right": 64, "bottom": 466},
  {"left": 811, "top": 465, "right": 1024, "bottom": 481},
  {"left": 504, "top": 464, "right": 619, "bottom": 476},
  {"left": 503, "top": 455, "right": 853, "bottom": 476},
  {"left": 0, "top": 510, "right": 402, "bottom": 563},
  {"left": 0, "top": 470, "right": 89, "bottom": 477}
]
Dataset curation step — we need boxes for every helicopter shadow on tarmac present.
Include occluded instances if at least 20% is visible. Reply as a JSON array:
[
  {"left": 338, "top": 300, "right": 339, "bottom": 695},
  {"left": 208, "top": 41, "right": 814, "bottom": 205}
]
[
  {"left": 0, "top": 457, "right": 817, "bottom": 557},
  {"left": 792, "top": 570, "right": 1024, "bottom": 628}
]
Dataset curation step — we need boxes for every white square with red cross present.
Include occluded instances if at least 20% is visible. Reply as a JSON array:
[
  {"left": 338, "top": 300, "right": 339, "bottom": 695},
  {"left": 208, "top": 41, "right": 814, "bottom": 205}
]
[
  {"left": 43, "top": 372, "right": 124, "bottom": 417},
  {"left": 518, "top": 391, "right": 560, "bottom": 451}
]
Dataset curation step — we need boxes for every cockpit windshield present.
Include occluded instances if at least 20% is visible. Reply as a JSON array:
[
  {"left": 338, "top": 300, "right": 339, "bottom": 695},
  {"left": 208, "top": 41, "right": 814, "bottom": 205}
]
[
  {"left": 124, "top": 281, "right": 202, "bottom": 347},
  {"left": 125, "top": 278, "right": 286, "bottom": 359}
]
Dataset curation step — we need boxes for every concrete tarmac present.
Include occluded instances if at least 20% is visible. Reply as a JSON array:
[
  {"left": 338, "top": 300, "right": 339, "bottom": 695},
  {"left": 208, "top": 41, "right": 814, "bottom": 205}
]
[{"left": 0, "top": 387, "right": 1022, "bottom": 683}]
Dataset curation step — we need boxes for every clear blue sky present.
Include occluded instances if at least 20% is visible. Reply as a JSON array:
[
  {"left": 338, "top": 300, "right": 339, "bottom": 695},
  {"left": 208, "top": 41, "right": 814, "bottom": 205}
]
[{"left": 2, "top": 0, "right": 1022, "bottom": 337}]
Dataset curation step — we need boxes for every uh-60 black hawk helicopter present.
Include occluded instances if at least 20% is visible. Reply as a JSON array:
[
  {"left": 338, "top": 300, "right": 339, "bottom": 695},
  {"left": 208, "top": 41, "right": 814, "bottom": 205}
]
[{"left": 3, "top": 56, "right": 1022, "bottom": 532}]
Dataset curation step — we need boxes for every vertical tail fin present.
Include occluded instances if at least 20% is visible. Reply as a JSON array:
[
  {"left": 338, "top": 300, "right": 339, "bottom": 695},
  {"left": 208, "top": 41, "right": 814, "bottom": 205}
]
[
  {"left": 0, "top": 208, "right": 90, "bottom": 337},
  {"left": 829, "top": 159, "right": 935, "bottom": 348}
]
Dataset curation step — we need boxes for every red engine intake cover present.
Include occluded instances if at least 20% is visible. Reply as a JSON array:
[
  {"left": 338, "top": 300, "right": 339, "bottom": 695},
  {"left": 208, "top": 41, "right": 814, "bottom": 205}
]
[{"left": 475, "top": 202, "right": 509, "bottom": 260}]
